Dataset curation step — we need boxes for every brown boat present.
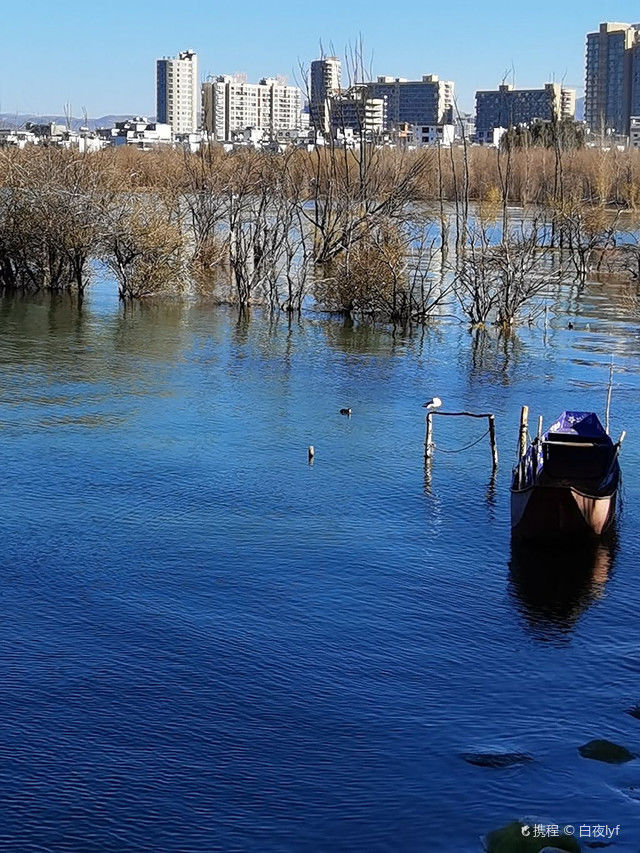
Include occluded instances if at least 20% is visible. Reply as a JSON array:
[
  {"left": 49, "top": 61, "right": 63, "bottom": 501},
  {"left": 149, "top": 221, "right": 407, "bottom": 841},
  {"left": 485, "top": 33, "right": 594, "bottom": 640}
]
[{"left": 510, "top": 410, "right": 624, "bottom": 541}]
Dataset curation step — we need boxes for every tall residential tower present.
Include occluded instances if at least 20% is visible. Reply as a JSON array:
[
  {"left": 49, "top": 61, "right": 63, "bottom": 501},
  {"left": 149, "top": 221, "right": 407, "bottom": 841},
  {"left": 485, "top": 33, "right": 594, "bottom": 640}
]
[
  {"left": 585, "top": 23, "right": 640, "bottom": 136},
  {"left": 156, "top": 49, "right": 199, "bottom": 135},
  {"left": 310, "top": 57, "right": 341, "bottom": 135}
]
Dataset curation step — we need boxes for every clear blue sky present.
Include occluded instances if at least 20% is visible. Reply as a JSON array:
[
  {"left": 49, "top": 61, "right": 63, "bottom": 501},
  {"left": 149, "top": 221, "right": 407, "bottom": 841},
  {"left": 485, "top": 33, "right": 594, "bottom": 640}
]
[{"left": 2, "top": 0, "right": 640, "bottom": 117}]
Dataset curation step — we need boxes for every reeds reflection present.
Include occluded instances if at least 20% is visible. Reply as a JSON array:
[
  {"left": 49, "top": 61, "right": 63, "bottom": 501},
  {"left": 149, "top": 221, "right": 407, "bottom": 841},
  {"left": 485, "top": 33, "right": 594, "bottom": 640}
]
[{"left": 508, "top": 535, "right": 617, "bottom": 641}]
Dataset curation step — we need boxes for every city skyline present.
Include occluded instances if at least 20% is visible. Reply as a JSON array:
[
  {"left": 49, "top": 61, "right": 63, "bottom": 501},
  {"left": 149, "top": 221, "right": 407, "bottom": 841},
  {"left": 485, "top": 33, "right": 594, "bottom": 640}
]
[{"left": 2, "top": 0, "right": 640, "bottom": 117}]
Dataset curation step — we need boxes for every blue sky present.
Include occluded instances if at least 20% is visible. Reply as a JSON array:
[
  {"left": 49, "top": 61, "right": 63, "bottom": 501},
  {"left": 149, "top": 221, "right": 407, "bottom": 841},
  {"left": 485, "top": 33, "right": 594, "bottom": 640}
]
[{"left": 1, "top": 0, "right": 640, "bottom": 117}]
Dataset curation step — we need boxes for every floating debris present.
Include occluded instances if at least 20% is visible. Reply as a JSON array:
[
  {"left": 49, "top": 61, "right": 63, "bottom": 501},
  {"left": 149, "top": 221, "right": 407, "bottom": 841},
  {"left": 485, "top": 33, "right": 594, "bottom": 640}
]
[
  {"left": 462, "top": 751, "right": 532, "bottom": 768},
  {"left": 578, "top": 739, "right": 635, "bottom": 764}
]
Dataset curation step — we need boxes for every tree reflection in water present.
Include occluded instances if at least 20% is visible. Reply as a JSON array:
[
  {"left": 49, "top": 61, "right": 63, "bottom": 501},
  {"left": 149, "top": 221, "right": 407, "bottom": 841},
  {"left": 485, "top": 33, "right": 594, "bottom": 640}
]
[{"left": 508, "top": 534, "right": 617, "bottom": 642}]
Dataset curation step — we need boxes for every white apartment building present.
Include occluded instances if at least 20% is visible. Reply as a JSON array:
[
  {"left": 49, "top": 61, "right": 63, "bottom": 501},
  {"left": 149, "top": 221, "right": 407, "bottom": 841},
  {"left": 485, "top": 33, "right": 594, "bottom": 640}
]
[
  {"left": 630, "top": 116, "right": 640, "bottom": 148},
  {"left": 0, "top": 129, "right": 38, "bottom": 149},
  {"left": 412, "top": 124, "right": 456, "bottom": 147},
  {"left": 202, "top": 75, "right": 303, "bottom": 141},
  {"left": 97, "top": 118, "right": 173, "bottom": 149},
  {"left": 156, "top": 49, "right": 198, "bottom": 135}
]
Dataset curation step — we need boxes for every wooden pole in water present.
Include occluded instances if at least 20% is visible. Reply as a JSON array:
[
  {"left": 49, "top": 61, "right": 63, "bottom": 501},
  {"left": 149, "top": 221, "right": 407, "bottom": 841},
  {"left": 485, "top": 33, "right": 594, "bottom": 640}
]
[
  {"left": 425, "top": 413, "right": 434, "bottom": 460},
  {"left": 537, "top": 415, "right": 543, "bottom": 442},
  {"left": 605, "top": 361, "right": 614, "bottom": 435},
  {"left": 488, "top": 415, "right": 498, "bottom": 471},
  {"left": 518, "top": 405, "right": 529, "bottom": 460}
]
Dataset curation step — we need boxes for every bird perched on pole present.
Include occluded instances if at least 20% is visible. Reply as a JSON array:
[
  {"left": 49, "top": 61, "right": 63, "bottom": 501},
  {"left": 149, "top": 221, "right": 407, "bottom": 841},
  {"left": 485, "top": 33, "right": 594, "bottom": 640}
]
[{"left": 422, "top": 397, "right": 442, "bottom": 411}]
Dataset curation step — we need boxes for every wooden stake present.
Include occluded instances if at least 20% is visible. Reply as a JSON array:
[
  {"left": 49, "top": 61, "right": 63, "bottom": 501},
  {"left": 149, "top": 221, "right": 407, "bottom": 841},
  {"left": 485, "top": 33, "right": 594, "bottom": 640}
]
[
  {"left": 423, "top": 410, "right": 498, "bottom": 471},
  {"left": 518, "top": 405, "right": 529, "bottom": 460},
  {"left": 537, "top": 415, "right": 543, "bottom": 442},
  {"left": 308, "top": 445, "right": 315, "bottom": 463},
  {"left": 605, "top": 361, "right": 614, "bottom": 435},
  {"left": 488, "top": 414, "right": 498, "bottom": 470},
  {"left": 425, "top": 413, "right": 434, "bottom": 460}
]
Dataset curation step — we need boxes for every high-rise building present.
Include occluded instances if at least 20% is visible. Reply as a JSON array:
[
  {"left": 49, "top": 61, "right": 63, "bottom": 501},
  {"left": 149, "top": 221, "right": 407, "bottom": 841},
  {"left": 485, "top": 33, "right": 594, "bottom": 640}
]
[
  {"left": 475, "top": 83, "right": 575, "bottom": 144},
  {"left": 632, "top": 40, "right": 640, "bottom": 120},
  {"left": 202, "top": 75, "right": 303, "bottom": 141},
  {"left": 367, "top": 75, "right": 455, "bottom": 130},
  {"left": 561, "top": 88, "right": 577, "bottom": 121},
  {"left": 585, "top": 22, "right": 640, "bottom": 136},
  {"left": 310, "top": 57, "right": 341, "bottom": 135},
  {"left": 156, "top": 49, "right": 198, "bottom": 135},
  {"left": 329, "top": 88, "right": 386, "bottom": 138}
]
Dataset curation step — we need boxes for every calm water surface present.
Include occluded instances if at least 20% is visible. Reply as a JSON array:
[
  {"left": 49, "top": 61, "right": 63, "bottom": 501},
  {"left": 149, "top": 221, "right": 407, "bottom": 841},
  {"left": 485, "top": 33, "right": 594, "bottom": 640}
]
[{"left": 1, "top": 279, "right": 639, "bottom": 851}]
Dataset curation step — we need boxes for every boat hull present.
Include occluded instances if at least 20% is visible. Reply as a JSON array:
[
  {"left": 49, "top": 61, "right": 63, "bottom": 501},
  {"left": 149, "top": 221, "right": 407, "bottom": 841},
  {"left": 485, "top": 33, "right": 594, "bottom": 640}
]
[{"left": 511, "top": 484, "right": 616, "bottom": 540}]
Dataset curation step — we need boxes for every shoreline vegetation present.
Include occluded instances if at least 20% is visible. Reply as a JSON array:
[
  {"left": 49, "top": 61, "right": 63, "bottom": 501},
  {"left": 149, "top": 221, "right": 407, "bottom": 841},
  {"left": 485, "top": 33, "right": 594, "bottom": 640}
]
[{"left": 1, "top": 138, "right": 640, "bottom": 329}]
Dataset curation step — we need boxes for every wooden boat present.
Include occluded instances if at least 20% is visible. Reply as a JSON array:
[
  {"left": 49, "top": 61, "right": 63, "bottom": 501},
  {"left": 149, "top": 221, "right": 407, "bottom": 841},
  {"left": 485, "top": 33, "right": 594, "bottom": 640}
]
[{"left": 511, "top": 410, "right": 624, "bottom": 540}]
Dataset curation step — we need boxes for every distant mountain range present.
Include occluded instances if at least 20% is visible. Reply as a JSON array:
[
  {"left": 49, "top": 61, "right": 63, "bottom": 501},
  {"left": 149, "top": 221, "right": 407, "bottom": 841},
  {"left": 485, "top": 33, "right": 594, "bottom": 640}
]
[{"left": 0, "top": 113, "right": 154, "bottom": 130}]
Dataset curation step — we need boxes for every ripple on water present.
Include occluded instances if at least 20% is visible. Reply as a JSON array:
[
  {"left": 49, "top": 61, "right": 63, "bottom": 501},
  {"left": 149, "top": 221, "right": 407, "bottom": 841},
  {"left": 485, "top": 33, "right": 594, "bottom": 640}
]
[{"left": 0, "top": 282, "right": 640, "bottom": 850}]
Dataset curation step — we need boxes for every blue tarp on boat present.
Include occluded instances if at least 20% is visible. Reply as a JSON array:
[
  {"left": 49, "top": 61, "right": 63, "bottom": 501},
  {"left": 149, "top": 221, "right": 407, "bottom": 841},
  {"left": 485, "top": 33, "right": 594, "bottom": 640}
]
[
  {"left": 516, "top": 412, "right": 612, "bottom": 489},
  {"left": 547, "top": 411, "right": 608, "bottom": 440}
]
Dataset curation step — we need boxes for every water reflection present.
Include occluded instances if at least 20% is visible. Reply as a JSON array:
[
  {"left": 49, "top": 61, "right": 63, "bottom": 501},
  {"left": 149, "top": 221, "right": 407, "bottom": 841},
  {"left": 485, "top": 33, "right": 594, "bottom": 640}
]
[
  {"left": 508, "top": 536, "right": 617, "bottom": 641},
  {"left": 485, "top": 471, "right": 497, "bottom": 518},
  {"left": 466, "top": 327, "right": 525, "bottom": 382},
  {"left": 322, "top": 316, "right": 401, "bottom": 355}
]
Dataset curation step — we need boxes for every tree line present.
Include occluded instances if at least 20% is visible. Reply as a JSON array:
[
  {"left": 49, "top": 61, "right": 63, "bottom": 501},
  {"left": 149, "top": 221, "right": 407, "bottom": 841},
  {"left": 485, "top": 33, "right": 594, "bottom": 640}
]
[{"left": 1, "top": 140, "right": 640, "bottom": 329}]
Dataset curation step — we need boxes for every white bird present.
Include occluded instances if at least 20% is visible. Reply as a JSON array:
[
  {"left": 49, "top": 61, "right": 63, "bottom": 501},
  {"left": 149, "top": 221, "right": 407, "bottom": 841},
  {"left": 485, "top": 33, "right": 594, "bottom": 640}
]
[{"left": 422, "top": 397, "right": 443, "bottom": 410}]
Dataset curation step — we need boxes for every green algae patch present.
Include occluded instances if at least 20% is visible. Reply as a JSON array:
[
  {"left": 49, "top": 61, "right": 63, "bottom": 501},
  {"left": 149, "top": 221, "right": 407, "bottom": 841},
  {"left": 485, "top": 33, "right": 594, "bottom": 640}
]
[{"left": 485, "top": 822, "right": 580, "bottom": 852}]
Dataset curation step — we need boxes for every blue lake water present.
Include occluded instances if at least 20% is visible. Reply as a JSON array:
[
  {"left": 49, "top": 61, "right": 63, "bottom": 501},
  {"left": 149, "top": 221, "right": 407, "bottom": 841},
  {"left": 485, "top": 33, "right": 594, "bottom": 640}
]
[{"left": 1, "top": 279, "right": 639, "bottom": 851}]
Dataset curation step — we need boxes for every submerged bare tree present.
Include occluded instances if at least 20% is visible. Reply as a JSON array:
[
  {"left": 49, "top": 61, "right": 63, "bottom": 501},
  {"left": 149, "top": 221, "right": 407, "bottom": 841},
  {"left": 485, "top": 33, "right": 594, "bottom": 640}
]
[
  {"left": 454, "top": 220, "right": 557, "bottom": 329},
  {"left": 0, "top": 147, "right": 101, "bottom": 297},
  {"left": 98, "top": 156, "right": 186, "bottom": 300},
  {"left": 296, "top": 42, "right": 434, "bottom": 269},
  {"left": 558, "top": 199, "right": 620, "bottom": 283},
  {"left": 454, "top": 144, "right": 561, "bottom": 328},
  {"left": 315, "top": 215, "right": 450, "bottom": 324},
  {"left": 181, "top": 143, "right": 228, "bottom": 290}
]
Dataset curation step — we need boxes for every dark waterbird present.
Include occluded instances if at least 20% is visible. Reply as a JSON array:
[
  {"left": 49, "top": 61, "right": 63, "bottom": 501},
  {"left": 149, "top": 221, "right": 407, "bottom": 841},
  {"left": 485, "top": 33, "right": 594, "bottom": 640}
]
[{"left": 339, "top": 407, "right": 352, "bottom": 416}]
